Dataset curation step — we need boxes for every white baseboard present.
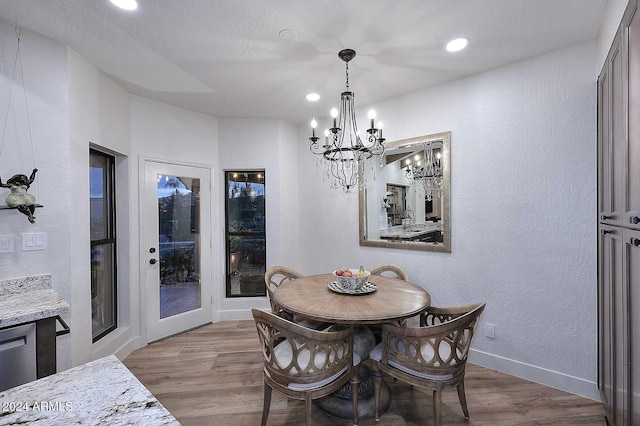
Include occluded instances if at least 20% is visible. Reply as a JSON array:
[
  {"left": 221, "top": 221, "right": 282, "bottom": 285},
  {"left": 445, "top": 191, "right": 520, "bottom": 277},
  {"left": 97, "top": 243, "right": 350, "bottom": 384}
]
[
  {"left": 217, "top": 308, "right": 254, "bottom": 321},
  {"left": 469, "top": 348, "right": 601, "bottom": 401},
  {"left": 111, "top": 336, "right": 144, "bottom": 360},
  {"left": 91, "top": 328, "right": 143, "bottom": 362}
]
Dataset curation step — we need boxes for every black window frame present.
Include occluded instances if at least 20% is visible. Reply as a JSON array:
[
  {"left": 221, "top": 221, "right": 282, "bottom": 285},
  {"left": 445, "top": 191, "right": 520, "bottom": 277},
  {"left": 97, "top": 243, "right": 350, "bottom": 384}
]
[
  {"left": 224, "top": 170, "right": 266, "bottom": 298},
  {"left": 90, "top": 148, "right": 117, "bottom": 342}
]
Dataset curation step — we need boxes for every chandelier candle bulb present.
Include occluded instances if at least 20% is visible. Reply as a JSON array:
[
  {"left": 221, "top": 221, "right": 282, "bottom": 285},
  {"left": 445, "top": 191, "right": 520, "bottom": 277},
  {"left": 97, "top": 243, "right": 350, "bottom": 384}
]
[
  {"left": 368, "top": 109, "right": 376, "bottom": 129},
  {"left": 378, "top": 121, "right": 383, "bottom": 139},
  {"left": 310, "top": 118, "right": 317, "bottom": 138},
  {"left": 331, "top": 108, "right": 338, "bottom": 129}
]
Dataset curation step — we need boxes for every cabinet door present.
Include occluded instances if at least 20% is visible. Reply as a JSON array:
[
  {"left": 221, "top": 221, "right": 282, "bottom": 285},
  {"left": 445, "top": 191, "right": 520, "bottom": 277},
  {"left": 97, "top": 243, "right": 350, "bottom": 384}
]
[
  {"left": 625, "top": 228, "right": 640, "bottom": 424},
  {"left": 626, "top": 0, "right": 640, "bottom": 229},
  {"left": 599, "top": 28, "right": 626, "bottom": 226},
  {"left": 599, "top": 225, "right": 623, "bottom": 422},
  {"left": 598, "top": 60, "right": 611, "bottom": 221}
]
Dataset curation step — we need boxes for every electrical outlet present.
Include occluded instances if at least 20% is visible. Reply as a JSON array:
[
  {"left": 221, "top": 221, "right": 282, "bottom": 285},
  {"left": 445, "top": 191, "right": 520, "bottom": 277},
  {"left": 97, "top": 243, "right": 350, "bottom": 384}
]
[
  {"left": 0, "top": 235, "right": 14, "bottom": 253},
  {"left": 485, "top": 323, "right": 496, "bottom": 339}
]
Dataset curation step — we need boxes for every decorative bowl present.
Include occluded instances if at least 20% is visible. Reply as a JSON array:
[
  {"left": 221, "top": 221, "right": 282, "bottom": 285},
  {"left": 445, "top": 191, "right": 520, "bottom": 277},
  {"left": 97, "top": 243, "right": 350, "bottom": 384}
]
[{"left": 333, "top": 269, "right": 371, "bottom": 291}]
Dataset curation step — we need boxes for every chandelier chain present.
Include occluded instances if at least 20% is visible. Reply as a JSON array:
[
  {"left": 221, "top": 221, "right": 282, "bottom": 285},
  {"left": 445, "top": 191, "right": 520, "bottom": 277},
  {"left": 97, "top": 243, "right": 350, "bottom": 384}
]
[{"left": 345, "top": 61, "right": 350, "bottom": 91}]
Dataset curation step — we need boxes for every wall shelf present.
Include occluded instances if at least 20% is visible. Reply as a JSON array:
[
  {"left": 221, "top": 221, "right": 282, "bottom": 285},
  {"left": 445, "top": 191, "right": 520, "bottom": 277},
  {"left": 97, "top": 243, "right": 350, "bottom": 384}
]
[{"left": 0, "top": 204, "right": 43, "bottom": 210}]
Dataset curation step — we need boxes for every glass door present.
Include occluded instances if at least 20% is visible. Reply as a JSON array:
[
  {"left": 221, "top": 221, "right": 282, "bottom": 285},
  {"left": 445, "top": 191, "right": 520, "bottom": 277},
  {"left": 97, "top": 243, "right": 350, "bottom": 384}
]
[{"left": 143, "top": 160, "right": 212, "bottom": 342}]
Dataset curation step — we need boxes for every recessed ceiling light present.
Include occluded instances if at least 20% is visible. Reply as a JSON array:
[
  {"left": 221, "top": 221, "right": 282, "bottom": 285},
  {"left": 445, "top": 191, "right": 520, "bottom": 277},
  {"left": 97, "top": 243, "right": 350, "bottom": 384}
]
[
  {"left": 279, "top": 29, "right": 298, "bottom": 41},
  {"left": 446, "top": 37, "right": 469, "bottom": 52},
  {"left": 306, "top": 93, "right": 320, "bottom": 102},
  {"left": 110, "top": 0, "right": 138, "bottom": 11}
]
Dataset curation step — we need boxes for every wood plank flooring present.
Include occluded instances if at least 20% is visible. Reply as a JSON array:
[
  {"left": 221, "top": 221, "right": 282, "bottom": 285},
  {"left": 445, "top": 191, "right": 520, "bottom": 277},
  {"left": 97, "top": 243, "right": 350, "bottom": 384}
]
[{"left": 123, "top": 320, "right": 605, "bottom": 425}]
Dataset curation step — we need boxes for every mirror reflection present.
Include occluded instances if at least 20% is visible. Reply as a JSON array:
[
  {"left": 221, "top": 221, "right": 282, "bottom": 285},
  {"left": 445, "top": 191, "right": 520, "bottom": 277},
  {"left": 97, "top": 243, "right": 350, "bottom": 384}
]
[{"left": 359, "top": 132, "right": 450, "bottom": 252}]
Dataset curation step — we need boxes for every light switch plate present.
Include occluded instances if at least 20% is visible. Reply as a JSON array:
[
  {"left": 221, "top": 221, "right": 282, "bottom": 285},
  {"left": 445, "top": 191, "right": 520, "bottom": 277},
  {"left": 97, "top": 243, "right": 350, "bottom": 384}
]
[
  {"left": 0, "top": 235, "right": 14, "bottom": 253},
  {"left": 22, "top": 233, "right": 47, "bottom": 251}
]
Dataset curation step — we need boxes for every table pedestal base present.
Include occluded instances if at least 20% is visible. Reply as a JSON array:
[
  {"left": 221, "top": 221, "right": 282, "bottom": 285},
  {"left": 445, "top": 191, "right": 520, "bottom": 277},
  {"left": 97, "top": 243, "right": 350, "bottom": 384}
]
[
  {"left": 317, "top": 363, "right": 391, "bottom": 421},
  {"left": 317, "top": 326, "right": 391, "bottom": 421}
]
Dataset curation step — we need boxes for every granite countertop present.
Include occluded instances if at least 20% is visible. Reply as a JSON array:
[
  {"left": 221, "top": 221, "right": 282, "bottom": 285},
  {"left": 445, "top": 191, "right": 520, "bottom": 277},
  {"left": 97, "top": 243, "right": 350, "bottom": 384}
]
[
  {"left": 0, "top": 274, "right": 69, "bottom": 328},
  {"left": 0, "top": 355, "right": 179, "bottom": 425},
  {"left": 379, "top": 222, "right": 441, "bottom": 239}
]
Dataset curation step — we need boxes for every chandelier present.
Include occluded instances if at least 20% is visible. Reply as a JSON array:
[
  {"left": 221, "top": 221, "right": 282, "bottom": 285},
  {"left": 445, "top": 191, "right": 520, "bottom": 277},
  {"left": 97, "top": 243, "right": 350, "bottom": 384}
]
[
  {"left": 308, "top": 49, "right": 385, "bottom": 192},
  {"left": 405, "top": 142, "right": 443, "bottom": 201}
]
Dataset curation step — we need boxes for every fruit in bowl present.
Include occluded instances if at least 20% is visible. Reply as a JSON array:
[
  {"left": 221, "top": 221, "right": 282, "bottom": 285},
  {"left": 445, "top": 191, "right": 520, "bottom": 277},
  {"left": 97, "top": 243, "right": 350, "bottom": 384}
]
[{"left": 333, "top": 266, "right": 370, "bottom": 291}]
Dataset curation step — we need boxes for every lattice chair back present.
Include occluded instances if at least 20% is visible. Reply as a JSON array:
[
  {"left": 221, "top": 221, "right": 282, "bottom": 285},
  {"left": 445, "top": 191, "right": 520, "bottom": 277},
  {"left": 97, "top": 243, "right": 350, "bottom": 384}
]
[
  {"left": 252, "top": 309, "right": 360, "bottom": 425},
  {"left": 264, "top": 266, "right": 303, "bottom": 315},
  {"left": 371, "top": 302, "right": 486, "bottom": 425},
  {"left": 369, "top": 264, "right": 410, "bottom": 327},
  {"left": 369, "top": 264, "right": 409, "bottom": 281},
  {"left": 383, "top": 303, "right": 485, "bottom": 381}
]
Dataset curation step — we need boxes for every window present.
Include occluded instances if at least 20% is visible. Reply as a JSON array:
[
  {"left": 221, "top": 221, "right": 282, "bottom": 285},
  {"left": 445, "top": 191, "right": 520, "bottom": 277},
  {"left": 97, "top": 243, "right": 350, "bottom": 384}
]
[
  {"left": 225, "top": 171, "right": 266, "bottom": 297},
  {"left": 90, "top": 149, "right": 117, "bottom": 341}
]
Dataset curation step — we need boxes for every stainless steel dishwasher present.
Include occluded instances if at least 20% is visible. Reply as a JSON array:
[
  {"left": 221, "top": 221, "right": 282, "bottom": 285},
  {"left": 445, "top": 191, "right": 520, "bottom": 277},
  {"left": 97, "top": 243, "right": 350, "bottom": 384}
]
[{"left": 0, "top": 323, "right": 37, "bottom": 392}]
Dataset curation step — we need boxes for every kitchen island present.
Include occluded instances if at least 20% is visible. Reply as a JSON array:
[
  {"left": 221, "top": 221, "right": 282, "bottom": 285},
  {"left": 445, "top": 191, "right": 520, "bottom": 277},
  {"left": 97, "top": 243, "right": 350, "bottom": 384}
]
[
  {"left": 0, "top": 274, "right": 70, "bottom": 391},
  {"left": 0, "top": 355, "right": 179, "bottom": 425},
  {"left": 0, "top": 278, "right": 69, "bottom": 329},
  {"left": 378, "top": 222, "right": 442, "bottom": 242}
]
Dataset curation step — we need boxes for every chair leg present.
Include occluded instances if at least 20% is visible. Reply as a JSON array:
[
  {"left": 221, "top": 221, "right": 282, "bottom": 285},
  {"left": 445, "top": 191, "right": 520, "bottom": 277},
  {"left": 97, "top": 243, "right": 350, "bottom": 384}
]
[
  {"left": 350, "top": 369, "right": 360, "bottom": 425},
  {"left": 261, "top": 382, "right": 272, "bottom": 426},
  {"left": 457, "top": 380, "right": 470, "bottom": 419},
  {"left": 373, "top": 363, "right": 382, "bottom": 421},
  {"left": 432, "top": 388, "right": 442, "bottom": 426},
  {"left": 305, "top": 393, "right": 312, "bottom": 426}
]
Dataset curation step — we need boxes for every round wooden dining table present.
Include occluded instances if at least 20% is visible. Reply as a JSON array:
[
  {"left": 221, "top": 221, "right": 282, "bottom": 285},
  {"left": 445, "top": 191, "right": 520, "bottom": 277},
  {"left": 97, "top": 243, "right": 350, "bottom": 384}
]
[
  {"left": 272, "top": 272, "right": 431, "bottom": 421},
  {"left": 272, "top": 273, "right": 431, "bottom": 325}
]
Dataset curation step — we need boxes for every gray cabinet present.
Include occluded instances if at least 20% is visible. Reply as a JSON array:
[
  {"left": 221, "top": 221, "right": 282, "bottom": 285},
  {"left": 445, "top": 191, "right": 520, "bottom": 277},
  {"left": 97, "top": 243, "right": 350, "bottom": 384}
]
[
  {"left": 628, "top": 2, "right": 640, "bottom": 230},
  {"left": 598, "top": 1, "right": 640, "bottom": 424},
  {"left": 598, "top": 24, "right": 624, "bottom": 227},
  {"left": 628, "top": 229, "right": 640, "bottom": 423},
  {"left": 385, "top": 184, "right": 406, "bottom": 226}
]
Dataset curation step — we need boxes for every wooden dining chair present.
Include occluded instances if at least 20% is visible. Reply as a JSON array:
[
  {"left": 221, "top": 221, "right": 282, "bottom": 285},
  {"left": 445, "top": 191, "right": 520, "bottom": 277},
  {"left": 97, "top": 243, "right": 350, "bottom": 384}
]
[
  {"left": 369, "top": 264, "right": 409, "bottom": 281},
  {"left": 264, "top": 266, "right": 302, "bottom": 320},
  {"left": 252, "top": 309, "right": 361, "bottom": 426},
  {"left": 370, "top": 264, "right": 410, "bottom": 328},
  {"left": 369, "top": 302, "right": 486, "bottom": 426},
  {"left": 264, "top": 266, "right": 329, "bottom": 329}
]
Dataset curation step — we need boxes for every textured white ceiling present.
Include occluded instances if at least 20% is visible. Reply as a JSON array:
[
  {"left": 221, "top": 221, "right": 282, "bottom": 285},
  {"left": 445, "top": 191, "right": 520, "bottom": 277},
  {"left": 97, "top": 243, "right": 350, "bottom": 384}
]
[{"left": 0, "top": 0, "right": 607, "bottom": 124}]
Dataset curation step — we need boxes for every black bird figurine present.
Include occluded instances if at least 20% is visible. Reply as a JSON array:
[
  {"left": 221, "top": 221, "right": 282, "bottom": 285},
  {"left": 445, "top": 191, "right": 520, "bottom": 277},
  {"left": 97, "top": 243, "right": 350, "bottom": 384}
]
[{"left": 0, "top": 168, "right": 38, "bottom": 223}]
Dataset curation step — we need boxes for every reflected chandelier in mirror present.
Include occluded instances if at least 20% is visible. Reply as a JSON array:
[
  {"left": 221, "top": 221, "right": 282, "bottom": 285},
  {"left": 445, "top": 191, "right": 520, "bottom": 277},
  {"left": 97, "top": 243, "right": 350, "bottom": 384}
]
[{"left": 359, "top": 132, "right": 450, "bottom": 252}]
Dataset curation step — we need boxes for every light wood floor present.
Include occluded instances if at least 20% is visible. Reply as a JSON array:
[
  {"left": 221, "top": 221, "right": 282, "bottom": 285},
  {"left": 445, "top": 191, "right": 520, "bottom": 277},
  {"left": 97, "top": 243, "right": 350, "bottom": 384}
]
[{"left": 123, "top": 320, "right": 605, "bottom": 426}]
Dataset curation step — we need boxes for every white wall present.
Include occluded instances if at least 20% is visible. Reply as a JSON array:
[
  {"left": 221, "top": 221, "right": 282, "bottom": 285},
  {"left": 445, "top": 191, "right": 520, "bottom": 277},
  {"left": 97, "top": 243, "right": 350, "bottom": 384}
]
[
  {"left": 217, "top": 118, "right": 299, "bottom": 319},
  {"left": 68, "top": 48, "right": 133, "bottom": 365},
  {"left": 129, "top": 96, "right": 220, "bottom": 339},
  {"left": 297, "top": 41, "right": 598, "bottom": 400},
  {"left": 0, "top": 19, "right": 72, "bottom": 371}
]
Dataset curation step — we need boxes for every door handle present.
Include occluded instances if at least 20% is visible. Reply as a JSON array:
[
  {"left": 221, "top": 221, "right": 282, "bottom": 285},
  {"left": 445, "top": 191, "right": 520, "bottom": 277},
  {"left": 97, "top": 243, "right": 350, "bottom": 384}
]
[
  {"left": 149, "top": 258, "right": 157, "bottom": 265},
  {"left": 601, "top": 214, "right": 612, "bottom": 221},
  {"left": 632, "top": 238, "right": 640, "bottom": 247},
  {"left": 601, "top": 229, "right": 612, "bottom": 235},
  {"left": 149, "top": 247, "right": 156, "bottom": 253},
  {"left": 631, "top": 216, "right": 640, "bottom": 225}
]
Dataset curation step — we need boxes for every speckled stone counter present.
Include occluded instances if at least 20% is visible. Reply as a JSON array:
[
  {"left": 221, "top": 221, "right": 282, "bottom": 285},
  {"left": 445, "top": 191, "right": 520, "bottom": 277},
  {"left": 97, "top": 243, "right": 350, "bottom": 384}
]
[
  {"left": 0, "top": 355, "right": 179, "bottom": 425},
  {"left": 0, "top": 274, "right": 69, "bottom": 328},
  {"left": 379, "top": 222, "right": 441, "bottom": 240}
]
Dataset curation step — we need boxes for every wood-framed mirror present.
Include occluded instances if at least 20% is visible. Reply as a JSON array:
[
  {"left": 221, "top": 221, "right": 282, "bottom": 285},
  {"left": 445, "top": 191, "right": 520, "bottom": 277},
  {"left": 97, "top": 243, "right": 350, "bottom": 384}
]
[{"left": 359, "top": 131, "right": 450, "bottom": 252}]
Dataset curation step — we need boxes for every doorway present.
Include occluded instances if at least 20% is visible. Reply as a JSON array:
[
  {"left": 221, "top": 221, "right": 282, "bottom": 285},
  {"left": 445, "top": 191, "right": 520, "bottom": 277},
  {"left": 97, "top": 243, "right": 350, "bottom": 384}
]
[{"left": 143, "top": 159, "right": 212, "bottom": 342}]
